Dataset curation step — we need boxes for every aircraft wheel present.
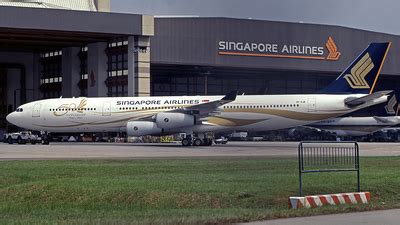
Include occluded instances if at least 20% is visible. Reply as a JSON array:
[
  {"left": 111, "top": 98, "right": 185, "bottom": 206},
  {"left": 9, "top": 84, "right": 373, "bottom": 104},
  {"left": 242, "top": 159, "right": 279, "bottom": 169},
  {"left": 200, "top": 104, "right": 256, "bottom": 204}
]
[
  {"left": 41, "top": 139, "right": 50, "bottom": 145},
  {"left": 8, "top": 137, "right": 13, "bottom": 144},
  {"left": 17, "top": 137, "right": 23, "bottom": 145},
  {"left": 181, "top": 138, "right": 191, "bottom": 146},
  {"left": 193, "top": 139, "right": 203, "bottom": 146}
]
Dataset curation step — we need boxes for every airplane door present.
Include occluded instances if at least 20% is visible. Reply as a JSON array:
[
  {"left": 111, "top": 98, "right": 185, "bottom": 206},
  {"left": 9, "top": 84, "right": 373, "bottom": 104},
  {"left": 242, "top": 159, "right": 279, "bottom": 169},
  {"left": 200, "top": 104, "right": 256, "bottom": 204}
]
[
  {"left": 102, "top": 102, "right": 111, "bottom": 116},
  {"left": 32, "top": 103, "right": 41, "bottom": 117},
  {"left": 307, "top": 98, "right": 316, "bottom": 112}
]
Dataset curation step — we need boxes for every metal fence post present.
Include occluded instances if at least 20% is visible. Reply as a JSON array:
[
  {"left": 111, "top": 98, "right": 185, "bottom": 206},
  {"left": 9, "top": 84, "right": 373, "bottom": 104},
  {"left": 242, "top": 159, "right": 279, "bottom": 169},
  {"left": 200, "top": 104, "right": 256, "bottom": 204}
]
[
  {"left": 298, "top": 142, "right": 303, "bottom": 196},
  {"left": 355, "top": 142, "right": 360, "bottom": 192}
]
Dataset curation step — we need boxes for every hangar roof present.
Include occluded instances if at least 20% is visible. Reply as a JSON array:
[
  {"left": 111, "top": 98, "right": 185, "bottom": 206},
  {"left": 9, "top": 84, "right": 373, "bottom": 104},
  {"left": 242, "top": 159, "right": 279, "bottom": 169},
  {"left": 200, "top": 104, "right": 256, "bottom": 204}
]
[
  {"left": 0, "top": 6, "right": 143, "bottom": 51},
  {"left": 0, "top": 0, "right": 98, "bottom": 11}
]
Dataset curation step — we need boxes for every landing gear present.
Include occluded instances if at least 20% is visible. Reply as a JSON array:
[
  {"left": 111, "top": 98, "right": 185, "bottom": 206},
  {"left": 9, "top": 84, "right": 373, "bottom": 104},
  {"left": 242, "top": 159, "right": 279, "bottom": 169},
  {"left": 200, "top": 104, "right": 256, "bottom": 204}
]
[
  {"left": 203, "top": 138, "right": 213, "bottom": 146},
  {"left": 40, "top": 131, "right": 50, "bottom": 145},
  {"left": 17, "top": 137, "right": 26, "bottom": 145},
  {"left": 193, "top": 138, "right": 203, "bottom": 146},
  {"left": 181, "top": 138, "right": 192, "bottom": 146},
  {"left": 181, "top": 133, "right": 213, "bottom": 147}
]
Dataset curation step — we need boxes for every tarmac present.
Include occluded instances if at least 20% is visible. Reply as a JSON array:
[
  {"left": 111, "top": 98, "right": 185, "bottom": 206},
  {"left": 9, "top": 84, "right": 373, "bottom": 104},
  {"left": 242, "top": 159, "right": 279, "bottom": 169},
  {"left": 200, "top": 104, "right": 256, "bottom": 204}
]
[
  {"left": 2, "top": 141, "right": 400, "bottom": 225},
  {"left": 239, "top": 208, "right": 400, "bottom": 225},
  {"left": 1, "top": 141, "right": 400, "bottom": 160}
]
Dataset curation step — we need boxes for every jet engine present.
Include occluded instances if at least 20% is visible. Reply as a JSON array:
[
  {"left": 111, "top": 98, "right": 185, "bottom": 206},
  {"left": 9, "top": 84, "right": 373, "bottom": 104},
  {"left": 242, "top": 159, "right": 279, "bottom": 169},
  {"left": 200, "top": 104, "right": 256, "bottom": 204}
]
[
  {"left": 126, "top": 121, "right": 162, "bottom": 136},
  {"left": 155, "top": 112, "right": 195, "bottom": 129}
]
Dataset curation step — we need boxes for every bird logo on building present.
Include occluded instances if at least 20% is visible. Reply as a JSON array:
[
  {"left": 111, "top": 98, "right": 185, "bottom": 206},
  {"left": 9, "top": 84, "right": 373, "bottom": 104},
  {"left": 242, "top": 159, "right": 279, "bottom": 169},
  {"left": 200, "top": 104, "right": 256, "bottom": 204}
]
[
  {"left": 344, "top": 53, "right": 374, "bottom": 89},
  {"left": 325, "top": 36, "right": 341, "bottom": 61}
]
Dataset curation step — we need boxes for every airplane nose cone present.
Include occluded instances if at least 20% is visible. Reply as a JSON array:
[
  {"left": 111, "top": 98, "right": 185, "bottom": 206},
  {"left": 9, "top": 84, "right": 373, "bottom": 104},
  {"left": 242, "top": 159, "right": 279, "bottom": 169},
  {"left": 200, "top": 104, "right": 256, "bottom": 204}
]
[{"left": 6, "top": 112, "right": 17, "bottom": 125}]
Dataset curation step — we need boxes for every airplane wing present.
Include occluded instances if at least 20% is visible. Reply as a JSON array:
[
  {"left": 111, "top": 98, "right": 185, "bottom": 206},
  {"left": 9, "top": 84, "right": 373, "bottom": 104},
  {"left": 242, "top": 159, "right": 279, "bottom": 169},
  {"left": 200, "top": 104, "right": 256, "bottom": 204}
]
[
  {"left": 344, "top": 90, "right": 392, "bottom": 107},
  {"left": 172, "top": 90, "right": 238, "bottom": 117}
]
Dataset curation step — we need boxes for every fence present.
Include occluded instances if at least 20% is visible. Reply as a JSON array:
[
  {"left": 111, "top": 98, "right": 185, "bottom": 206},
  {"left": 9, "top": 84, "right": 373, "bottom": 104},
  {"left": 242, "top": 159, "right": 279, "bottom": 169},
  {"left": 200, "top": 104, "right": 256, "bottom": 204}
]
[{"left": 298, "top": 141, "right": 360, "bottom": 196}]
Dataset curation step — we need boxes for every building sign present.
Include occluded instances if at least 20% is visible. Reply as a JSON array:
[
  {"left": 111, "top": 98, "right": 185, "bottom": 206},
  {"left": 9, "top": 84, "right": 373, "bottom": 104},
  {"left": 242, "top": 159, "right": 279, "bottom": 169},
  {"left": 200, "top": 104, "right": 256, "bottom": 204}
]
[{"left": 218, "top": 36, "right": 341, "bottom": 61}]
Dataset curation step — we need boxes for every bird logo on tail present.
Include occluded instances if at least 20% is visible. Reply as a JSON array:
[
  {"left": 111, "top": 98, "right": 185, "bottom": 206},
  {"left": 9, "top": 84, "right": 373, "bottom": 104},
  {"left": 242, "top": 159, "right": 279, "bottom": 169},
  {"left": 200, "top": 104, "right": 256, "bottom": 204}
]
[{"left": 343, "top": 53, "right": 374, "bottom": 89}]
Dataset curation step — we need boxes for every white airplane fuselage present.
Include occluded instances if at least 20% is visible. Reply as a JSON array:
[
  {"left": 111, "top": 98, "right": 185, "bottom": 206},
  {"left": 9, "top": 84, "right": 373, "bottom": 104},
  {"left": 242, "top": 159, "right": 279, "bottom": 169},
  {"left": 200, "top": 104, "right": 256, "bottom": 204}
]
[
  {"left": 309, "top": 116, "right": 400, "bottom": 136},
  {"left": 6, "top": 94, "right": 387, "bottom": 135}
]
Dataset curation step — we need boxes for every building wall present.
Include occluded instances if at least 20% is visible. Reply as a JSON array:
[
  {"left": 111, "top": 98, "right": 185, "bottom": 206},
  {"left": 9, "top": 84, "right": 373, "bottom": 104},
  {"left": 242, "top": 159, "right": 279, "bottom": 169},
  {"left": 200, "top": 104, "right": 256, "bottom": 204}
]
[
  {"left": 152, "top": 18, "right": 400, "bottom": 76},
  {"left": 95, "top": 0, "right": 110, "bottom": 12}
]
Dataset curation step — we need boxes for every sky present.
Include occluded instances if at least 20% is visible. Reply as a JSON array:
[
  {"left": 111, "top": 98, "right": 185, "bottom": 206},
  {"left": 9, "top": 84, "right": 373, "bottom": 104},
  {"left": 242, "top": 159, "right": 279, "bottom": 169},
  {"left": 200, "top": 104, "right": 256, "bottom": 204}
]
[{"left": 111, "top": 0, "right": 400, "bottom": 35}]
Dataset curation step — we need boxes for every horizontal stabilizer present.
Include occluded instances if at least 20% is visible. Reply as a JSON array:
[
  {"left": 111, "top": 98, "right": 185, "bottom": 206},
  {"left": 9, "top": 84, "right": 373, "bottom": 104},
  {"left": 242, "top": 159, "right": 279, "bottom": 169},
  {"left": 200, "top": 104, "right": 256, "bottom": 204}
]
[
  {"left": 373, "top": 116, "right": 397, "bottom": 124},
  {"left": 345, "top": 90, "right": 392, "bottom": 107}
]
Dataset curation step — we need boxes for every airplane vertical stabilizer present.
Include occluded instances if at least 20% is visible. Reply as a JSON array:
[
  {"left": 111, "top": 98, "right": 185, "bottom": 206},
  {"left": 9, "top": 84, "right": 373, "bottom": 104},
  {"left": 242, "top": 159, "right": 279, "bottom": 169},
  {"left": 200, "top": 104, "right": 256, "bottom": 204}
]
[{"left": 320, "top": 42, "right": 391, "bottom": 94}]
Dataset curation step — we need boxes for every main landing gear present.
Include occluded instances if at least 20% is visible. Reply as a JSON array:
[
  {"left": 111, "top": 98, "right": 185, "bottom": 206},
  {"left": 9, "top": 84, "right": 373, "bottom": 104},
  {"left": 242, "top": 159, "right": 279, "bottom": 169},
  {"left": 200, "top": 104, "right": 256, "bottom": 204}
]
[
  {"left": 40, "top": 131, "right": 50, "bottom": 145},
  {"left": 181, "top": 133, "right": 213, "bottom": 146}
]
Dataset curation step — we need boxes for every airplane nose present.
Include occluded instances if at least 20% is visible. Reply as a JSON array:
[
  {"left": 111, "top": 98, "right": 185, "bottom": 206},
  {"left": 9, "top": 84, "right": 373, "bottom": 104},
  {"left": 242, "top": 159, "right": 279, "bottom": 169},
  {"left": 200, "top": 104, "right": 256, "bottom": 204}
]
[{"left": 6, "top": 112, "right": 17, "bottom": 125}]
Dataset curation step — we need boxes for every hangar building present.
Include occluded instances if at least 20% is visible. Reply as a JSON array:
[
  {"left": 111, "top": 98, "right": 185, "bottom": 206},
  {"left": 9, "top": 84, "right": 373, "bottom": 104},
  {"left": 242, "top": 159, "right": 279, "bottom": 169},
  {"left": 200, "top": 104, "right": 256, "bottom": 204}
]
[{"left": 0, "top": 0, "right": 400, "bottom": 132}]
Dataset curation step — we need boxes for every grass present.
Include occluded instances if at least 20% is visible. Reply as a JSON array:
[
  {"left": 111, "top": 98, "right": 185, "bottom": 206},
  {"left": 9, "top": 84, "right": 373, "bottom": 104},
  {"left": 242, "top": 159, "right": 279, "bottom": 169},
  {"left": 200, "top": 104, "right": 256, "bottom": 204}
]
[{"left": 0, "top": 157, "right": 400, "bottom": 224}]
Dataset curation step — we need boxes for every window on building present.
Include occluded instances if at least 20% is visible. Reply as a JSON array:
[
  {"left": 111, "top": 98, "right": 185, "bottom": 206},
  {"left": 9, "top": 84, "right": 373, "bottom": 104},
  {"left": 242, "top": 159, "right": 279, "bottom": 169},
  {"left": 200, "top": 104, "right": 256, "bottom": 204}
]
[
  {"left": 105, "top": 38, "right": 129, "bottom": 97},
  {"left": 39, "top": 50, "right": 62, "bottom": 99},
  {"left": 107, "top": 84, "right": 128, "bottom": 97},
  {"left": 107, "top": 52, "right": 128, "bottom": 77},
  {"left": 78, "top": 46, "right": 88, "bottom": 97}
]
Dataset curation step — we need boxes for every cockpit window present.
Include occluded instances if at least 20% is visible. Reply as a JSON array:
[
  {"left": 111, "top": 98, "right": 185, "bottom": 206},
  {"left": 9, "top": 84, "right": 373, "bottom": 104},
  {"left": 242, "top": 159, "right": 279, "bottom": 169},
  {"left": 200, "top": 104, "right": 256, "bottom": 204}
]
[{"left": 16, "top": 108, "right": 23, "bottom": 112}]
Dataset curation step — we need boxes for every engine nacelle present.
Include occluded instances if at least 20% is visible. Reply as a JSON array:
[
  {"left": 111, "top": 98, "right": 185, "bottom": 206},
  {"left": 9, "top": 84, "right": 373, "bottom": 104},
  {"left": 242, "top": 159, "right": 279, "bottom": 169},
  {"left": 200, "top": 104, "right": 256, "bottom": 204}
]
[
  {"left": 126, "top": 121, "right": 162, "bottom": 136},
  {"left": 155, "top": 112, "right": 195, "bottom": 129}
]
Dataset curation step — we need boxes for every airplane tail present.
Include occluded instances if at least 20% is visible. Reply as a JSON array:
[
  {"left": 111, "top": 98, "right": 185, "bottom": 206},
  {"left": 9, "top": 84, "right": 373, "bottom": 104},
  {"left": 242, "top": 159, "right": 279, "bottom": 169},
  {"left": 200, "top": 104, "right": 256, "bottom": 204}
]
[
  {"left": 380, "top": 90, "right": 400, "bottom": 116},
  {"left": 319, "top": 42, "right": 391, "bottom": 94}
]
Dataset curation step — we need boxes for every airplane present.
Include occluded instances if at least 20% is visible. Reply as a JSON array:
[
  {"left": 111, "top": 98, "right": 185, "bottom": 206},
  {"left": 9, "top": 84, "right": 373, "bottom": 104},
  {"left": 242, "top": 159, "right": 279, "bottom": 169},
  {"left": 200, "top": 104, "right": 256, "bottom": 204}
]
[
  {"left": 295, "top": 90, "right": 400, "bottom": 137},
  {"left": 6, "top": 42, "right": 392, "bottom": 146}
]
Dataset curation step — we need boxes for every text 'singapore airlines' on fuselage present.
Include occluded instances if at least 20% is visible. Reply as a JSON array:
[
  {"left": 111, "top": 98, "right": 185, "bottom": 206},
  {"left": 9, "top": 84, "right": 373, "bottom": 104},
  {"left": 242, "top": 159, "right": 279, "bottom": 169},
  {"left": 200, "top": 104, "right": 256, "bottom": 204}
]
[{"left": 6, "top": 42, "right": 392, "bottom": 145}]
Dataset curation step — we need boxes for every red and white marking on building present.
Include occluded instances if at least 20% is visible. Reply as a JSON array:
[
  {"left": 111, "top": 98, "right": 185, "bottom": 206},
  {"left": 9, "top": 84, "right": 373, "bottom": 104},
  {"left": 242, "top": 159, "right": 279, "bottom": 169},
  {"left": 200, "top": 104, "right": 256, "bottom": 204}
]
[{"left": 289, "top": 192, "right": 371, "bottom": 209}]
